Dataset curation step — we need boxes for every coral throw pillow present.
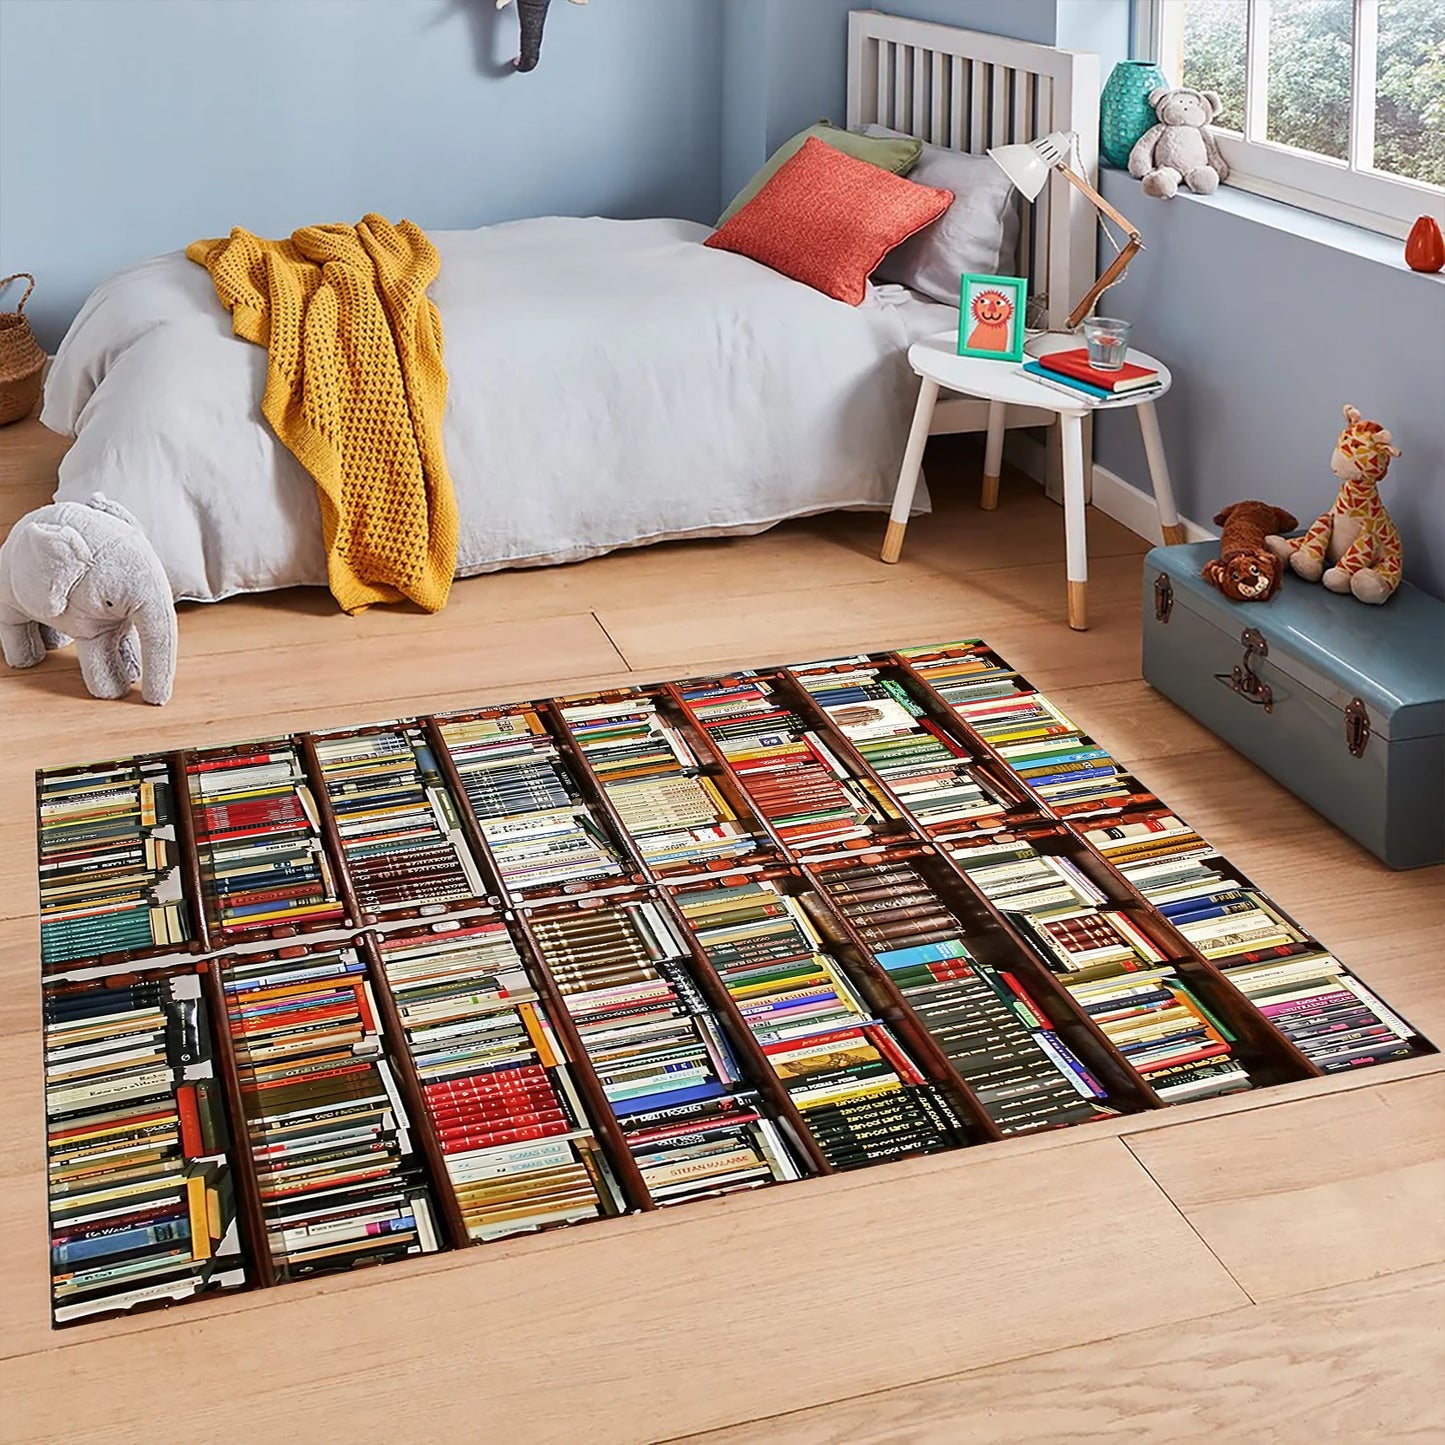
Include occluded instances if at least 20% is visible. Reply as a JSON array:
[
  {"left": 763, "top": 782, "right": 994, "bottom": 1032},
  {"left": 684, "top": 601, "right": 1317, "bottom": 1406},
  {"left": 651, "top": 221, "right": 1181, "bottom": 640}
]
[{"left": 706, "top": 136, "right": 954, "bottom": 306}]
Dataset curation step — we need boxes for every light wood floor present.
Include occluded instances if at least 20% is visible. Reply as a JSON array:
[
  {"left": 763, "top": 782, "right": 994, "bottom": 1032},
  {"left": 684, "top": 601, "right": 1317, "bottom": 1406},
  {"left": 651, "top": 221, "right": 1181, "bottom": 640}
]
[{"left": 1, "top": 416, "right": 1441, "bottom": 1444}]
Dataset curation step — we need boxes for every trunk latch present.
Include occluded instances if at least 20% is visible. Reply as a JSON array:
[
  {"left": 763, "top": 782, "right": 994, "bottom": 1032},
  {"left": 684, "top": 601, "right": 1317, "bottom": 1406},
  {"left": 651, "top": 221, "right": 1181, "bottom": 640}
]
[
  {"left": 1154, "top": 572, "right": 1173, "bottom": 623},
  {"left": 1345, "top": 697, "right": 1371, "bottom": 757}
]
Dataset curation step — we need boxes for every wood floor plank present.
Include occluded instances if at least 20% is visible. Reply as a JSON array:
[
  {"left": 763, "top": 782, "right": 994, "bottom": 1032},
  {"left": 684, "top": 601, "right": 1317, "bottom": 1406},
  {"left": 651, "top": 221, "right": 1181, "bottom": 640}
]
[
  {"left": 160, "top": 492, "right": 1147, "bottom": 661},
  {"left": 1126, "top": 1073, "right": 1445, "bottom": 1303},
  {"left": 1044, "top": 678, "right": 1225, "bottom": 764},
  {"left": 0, "top": 918, "right": 41, "bottom": 1035},
  {"left": 160, "top": 526, "right": 901, "bottom": 650},
  {"left": 810, "top": 481, "right": 1150, "bottom": 575},
  {"left": 0, "top": 413, "right": 65, "bottom": 509},
  {"left": 0, "top": 612, "right": 627, "bottom": 763},
  {"left": 682, "top": 1262, "right": 1445, "bottom": 1444},
  {"left": 0, "top": 1138, "right": 1246, "bottom": 1442},
  {"left": 597, "top": 553, "right": 1147, "bottom": 676},
  {"left": 0, "top": 1168, "right": 50, "bottom": 1359}
]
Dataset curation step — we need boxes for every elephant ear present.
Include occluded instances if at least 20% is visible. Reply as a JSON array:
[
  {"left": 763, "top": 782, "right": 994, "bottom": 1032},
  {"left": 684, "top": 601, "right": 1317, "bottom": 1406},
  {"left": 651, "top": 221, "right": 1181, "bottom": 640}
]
[{"left": 10, "top": 522, "right": 94, "bottom": 620}]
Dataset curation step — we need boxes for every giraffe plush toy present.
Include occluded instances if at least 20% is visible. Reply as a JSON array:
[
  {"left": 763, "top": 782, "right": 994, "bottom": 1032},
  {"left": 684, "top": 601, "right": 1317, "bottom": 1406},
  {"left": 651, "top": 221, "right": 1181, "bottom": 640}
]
[{"left": 1266, "top": 404, "right": 1403, "bottom": 605}]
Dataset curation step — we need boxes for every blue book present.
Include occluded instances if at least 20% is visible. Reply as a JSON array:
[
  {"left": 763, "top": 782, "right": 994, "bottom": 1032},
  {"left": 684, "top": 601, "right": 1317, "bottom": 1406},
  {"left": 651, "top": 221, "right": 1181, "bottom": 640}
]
[
  {"left": 1159, "top": 890, "right": 1250, "bottom": 919},
  {"left": 52, "top": 1218, "right": 191, "bottom": 1267},
  {"left": 874, "top": 939, "right": 972, "bottom": 970},
  {"left": 1163, "top": 900, "right": 1258, "bottom": 926},
  {"left": 1024, "top": 765, "right": 1117, "bottom": 788},
  {"left": 613, "top": 1081, "right": 727, "bottom": 1117},
  {"left": 1010, "top": 748, "right": 1111, "bottom": 769},
  {"left": 1021, "top": 360, "right": 1159, "bottom": 403},
  {"left": 1033, "top": 1031, "right": 1107, "bottom": 1099},
  {"left": 807, "top": 687, "right": 876, "bottom": 704}
]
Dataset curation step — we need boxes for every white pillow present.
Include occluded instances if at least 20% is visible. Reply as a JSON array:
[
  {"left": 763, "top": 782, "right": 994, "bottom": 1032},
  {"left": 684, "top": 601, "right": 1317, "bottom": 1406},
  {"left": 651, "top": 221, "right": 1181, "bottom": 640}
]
[{"left": 860, "top": 125, "right": 1021, "bottom": 304}]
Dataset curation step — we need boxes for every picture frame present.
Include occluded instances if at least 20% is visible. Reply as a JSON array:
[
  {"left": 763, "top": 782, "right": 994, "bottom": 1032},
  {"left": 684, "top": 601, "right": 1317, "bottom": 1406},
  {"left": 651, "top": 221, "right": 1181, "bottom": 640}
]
[{"left": 957, "top": 273, "right": 1028, "bottom": 362}]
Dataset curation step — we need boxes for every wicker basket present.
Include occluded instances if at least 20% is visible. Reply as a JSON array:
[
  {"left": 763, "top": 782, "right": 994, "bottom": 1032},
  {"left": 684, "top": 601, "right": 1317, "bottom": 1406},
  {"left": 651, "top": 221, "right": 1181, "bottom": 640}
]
[{"left": 0, "top": 274, "right": 46, "bottom": 426}]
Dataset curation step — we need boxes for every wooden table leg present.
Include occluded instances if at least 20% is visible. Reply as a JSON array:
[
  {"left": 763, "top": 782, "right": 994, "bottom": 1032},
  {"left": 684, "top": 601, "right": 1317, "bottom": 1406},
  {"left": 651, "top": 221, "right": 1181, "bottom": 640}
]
[
  {"left": 980, "top": 398, "right": 1005, "bottom": 511},
  {"left": 881, "top": 376, "right": 940, "bottom": 564},
  {"left": 1060, "top": 411, "right": 1088, "bottom": 630},
  {"left": 1137, "top": 399, "right": 1187, "bottom": 546}
]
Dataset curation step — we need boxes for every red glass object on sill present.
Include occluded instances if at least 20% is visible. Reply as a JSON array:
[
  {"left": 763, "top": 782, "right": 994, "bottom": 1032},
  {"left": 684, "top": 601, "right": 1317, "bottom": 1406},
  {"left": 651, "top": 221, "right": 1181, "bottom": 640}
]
[{"left": 1404, "top": 215, "right": 1445, "bottom": 274}]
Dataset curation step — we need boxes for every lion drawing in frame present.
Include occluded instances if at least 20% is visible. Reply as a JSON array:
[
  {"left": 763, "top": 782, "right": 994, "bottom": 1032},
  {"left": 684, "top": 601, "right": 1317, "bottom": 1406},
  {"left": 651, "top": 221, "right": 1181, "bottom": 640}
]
[{"left": 958, "top": 273, "right": 1028, "bottom": 361}]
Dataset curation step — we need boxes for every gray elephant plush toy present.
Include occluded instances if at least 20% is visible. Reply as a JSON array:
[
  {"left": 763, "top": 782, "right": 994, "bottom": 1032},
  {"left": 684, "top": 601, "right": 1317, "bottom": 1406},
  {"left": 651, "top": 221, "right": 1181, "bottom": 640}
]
[
  {"left": 0, "top": 494, "right": 177, "bottom": 705},
  {"left": 1128, "top": 86, "right": 1231, "bottom": 198}
]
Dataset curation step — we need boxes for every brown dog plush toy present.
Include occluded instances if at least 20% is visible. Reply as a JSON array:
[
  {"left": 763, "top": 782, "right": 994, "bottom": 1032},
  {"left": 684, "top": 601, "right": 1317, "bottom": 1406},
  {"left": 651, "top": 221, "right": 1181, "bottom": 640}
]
[{"left": 1202, "top": 501, "right": 1299, "bottom": 601}]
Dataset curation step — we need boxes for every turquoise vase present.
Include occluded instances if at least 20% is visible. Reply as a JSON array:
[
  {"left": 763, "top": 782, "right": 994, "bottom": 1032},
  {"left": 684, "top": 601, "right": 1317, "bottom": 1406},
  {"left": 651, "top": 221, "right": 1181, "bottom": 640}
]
[{"left": 1100, "top": 60, "right": 1169, "bottom": 169}]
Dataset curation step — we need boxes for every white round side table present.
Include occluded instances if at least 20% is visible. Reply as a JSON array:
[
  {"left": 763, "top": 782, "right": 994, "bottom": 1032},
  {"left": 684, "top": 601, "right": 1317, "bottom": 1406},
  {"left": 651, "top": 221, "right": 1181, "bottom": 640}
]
[{"left": 881, "top": 331, "right": 1185, "bottom": 631}]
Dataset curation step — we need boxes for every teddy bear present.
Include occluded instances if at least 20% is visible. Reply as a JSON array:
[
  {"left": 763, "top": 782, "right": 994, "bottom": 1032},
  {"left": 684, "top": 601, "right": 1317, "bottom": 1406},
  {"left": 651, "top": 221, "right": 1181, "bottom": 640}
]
[
  {"left": 1128, "top": 87, "right": 1231, "bottom": 198},
  {"left": 0, "top": 493, "right": 177, "bottom": 704},
  {"left": 1202, "top": 501, "right": 1299, "bottom": 602}
]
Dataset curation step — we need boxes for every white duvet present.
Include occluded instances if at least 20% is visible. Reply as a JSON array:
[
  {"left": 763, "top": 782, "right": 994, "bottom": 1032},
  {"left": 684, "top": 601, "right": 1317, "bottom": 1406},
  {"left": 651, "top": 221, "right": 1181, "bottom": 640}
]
[{"left": 43, "top": 217, "right": 945, "bottom": 602}]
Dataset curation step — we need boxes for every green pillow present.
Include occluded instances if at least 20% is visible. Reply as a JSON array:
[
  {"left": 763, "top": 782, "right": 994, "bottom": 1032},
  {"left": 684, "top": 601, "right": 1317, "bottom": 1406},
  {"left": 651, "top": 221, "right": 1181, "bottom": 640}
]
[{"left": 717, "top": 121, "right": 924, "bottom": 226}]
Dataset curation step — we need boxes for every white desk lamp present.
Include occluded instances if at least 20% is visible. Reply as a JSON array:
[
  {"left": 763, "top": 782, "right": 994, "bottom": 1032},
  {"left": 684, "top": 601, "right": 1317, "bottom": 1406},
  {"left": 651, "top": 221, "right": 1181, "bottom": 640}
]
[{"left": 988, "top": 131, "right": 1144, "bottom": 332}]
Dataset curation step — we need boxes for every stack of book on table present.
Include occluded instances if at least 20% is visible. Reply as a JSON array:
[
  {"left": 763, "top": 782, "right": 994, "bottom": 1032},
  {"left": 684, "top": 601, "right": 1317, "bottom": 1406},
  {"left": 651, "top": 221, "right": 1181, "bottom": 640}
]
[{"left": 1021, "top": 348, "right": 1161, "bottom": 404}]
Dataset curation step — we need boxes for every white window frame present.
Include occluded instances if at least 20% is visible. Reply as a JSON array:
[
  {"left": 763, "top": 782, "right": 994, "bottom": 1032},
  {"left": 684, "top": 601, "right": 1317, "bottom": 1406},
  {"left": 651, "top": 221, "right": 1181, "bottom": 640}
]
[{"left": 1135, "top": 0, "right": 1445, "bottom": 238}]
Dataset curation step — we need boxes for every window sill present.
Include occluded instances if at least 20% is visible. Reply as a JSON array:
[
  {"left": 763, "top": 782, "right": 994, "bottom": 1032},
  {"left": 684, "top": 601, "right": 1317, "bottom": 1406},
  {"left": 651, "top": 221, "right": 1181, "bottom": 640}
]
[{"left": 1102, "top": 164, "right": 1445, "bottom": 282}]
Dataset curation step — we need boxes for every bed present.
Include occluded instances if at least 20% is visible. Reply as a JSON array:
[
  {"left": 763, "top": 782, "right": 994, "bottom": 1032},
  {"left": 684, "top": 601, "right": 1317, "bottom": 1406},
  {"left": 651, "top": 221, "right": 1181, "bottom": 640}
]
[{"left": 39, "top": 15, "right": 1099, "bottom": 602}]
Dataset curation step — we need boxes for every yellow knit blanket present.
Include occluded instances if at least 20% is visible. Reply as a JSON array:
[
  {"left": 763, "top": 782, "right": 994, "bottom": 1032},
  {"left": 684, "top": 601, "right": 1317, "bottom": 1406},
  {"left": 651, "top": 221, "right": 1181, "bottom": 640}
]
[{"left": 187, "top": 215, "right": 457, "bottom": 613}]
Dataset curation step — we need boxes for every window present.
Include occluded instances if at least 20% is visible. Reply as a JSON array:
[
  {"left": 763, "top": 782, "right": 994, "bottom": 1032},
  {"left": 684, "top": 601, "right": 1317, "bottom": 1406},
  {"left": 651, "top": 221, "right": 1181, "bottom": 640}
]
[{"left": 1136, "top": 0, "right": 1445, "bottom": 236}]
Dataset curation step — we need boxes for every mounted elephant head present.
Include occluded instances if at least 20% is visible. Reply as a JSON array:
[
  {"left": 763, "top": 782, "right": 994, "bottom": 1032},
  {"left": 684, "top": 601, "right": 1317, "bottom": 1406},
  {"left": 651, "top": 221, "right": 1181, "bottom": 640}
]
[{"left": 496, "top": 0, "right": 588, "bottom": 72}]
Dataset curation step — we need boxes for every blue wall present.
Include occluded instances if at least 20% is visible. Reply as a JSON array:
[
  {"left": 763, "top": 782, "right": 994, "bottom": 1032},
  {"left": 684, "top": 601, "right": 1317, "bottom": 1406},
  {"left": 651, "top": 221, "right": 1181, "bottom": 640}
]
[
  {"left": 1, "top": 0, "right": 1085, "bottom": 345},
  {"left": 1094, "top": 171, "right": 1445, "bottom": 600},
  {"left": 0, "top": 0, "right": 724, "bottom": 348}
]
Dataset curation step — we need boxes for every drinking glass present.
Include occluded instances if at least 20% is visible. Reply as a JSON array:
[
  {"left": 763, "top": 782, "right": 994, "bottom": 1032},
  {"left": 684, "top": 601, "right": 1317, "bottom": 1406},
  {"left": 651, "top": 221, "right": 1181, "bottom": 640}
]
[{"left": 1084, "top": 317, "right": 1131, "bottom": 371}]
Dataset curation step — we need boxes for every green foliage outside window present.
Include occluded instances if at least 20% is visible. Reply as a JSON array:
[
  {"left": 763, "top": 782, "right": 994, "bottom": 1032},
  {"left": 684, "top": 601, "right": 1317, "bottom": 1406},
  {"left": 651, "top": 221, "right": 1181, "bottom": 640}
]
[{"left": 1176, "top": 0, "right": 1444, "bottom": 186}]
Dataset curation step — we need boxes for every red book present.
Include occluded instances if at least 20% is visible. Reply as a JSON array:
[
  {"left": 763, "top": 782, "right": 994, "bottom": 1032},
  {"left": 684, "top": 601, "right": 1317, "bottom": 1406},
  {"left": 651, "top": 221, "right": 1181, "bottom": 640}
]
[
  {"left": 176, "top": 1084, "right": 204, "bottom": 1159},
  {"left": 1038, "top": 347, "right": 1159, "bottom": 394}
]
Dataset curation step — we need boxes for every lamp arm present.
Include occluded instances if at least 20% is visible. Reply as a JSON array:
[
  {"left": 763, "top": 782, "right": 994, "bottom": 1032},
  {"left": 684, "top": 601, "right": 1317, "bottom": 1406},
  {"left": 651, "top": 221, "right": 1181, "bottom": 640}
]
[
  {"left": 1058, "top": 163, "right": 1142, "bottom": 241},
  {"left": 1066, "top": 238, "right": 1142, "bottom": 330},
  {"left": 1053, "top": 163, "right": 1144, "bottom": 329}
]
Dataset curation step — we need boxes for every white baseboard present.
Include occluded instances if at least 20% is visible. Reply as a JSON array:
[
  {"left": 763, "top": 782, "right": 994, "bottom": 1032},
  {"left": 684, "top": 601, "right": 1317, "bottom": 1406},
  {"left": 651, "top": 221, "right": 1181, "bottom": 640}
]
[{"left": 1090, "top": 464, "right": 1216, "bottom": 547}]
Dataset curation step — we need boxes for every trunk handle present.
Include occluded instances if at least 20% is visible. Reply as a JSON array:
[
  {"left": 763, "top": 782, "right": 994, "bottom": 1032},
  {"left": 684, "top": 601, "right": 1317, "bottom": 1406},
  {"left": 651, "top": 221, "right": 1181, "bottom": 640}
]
[{"left": 1214, "top": 627, "right": 1273, "bottom": 713}]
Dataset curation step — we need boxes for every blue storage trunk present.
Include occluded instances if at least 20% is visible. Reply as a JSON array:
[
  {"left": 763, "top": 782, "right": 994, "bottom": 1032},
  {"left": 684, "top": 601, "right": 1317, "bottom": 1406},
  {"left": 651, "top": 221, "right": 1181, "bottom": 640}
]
[{"left": 1142, "top": 543, "right": 1445, "bottom": 870}]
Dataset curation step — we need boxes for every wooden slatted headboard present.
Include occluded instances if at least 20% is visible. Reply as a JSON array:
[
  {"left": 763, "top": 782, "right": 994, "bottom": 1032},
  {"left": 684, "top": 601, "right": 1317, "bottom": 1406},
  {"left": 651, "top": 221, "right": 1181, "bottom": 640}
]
[{"left": 846, "top": 11, "right": 1100, "bottom": 332}]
